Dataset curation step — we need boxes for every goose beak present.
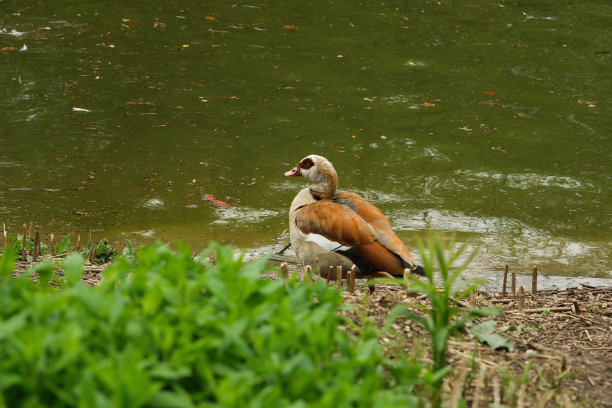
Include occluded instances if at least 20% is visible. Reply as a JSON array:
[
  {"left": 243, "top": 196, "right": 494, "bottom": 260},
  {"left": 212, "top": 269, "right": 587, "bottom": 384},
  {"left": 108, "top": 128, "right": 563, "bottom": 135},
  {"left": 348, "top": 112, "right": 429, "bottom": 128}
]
[{"left": 284, "top": 166, "right": 301, "bottom": 177}]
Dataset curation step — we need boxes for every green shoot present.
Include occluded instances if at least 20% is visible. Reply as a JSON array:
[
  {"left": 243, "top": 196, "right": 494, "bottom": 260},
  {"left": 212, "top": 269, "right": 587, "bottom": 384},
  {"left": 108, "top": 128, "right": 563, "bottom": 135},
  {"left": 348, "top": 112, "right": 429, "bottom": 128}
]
[{"left": 387, "top": 232, "right": 500, "bottom": 406}]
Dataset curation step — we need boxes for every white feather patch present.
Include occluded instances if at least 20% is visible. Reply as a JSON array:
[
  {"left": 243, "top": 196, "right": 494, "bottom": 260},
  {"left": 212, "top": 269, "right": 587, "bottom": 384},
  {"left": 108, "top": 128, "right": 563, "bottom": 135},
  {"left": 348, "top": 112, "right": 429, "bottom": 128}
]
[{"left": 304, "top": 233, "right": 352, "bottom": 252}]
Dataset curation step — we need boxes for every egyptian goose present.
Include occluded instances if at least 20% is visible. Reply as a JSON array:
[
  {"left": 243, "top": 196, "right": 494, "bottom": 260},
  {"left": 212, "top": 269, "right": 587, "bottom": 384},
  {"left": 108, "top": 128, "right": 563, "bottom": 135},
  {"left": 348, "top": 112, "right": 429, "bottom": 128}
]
[{"left": 284, "top": 154, "right": 424, "bottom": 279}]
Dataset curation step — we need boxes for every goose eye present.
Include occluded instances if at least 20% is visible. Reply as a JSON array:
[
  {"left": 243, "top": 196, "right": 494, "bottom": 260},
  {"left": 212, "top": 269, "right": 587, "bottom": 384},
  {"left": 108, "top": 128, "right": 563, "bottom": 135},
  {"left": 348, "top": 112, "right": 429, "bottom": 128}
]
[{"left": 300, "top": 158, "right": 315, "bottom": 170}]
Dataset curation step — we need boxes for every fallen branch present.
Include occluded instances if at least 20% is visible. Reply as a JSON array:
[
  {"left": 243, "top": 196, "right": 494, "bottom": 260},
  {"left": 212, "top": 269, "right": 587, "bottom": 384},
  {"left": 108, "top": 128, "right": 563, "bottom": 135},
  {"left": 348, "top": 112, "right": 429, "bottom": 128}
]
[
  {"left": 561, "top": 313, "right": 604, "bottom": 326},
  {"left": 512, "top": 306, "right": 574, "bottom": 314},
  {"left": 490, "top": 299, "right": 513, "bottom": 304}
]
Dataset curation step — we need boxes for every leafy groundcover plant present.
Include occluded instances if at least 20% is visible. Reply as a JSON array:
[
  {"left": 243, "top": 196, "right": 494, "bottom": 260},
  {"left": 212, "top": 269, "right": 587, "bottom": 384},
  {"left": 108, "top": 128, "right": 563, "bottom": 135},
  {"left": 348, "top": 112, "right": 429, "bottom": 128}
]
[{"left": 0, "top": 243, "right": 422, "bottom": 408}]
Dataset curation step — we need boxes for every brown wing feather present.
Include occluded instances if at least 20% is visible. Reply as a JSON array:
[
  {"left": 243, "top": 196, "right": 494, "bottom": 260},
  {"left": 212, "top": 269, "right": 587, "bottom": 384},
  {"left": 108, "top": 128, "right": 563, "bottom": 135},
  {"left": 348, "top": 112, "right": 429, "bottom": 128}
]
[
  {"left": 357, "top": 242, "right": 406, "bottom": 276},
  {"left": 294, "top": 201, "right": 376, "bottom": 246},
  {"left": 335, "top": 192, "right": 415, "bottom": 265}
]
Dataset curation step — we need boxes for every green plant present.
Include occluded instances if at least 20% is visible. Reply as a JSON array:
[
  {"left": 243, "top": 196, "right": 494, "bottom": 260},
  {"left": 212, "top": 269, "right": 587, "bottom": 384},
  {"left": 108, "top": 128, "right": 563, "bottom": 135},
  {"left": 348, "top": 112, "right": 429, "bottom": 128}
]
[
  {"left": 82, "top": 239, "right": 120, "bottom": 265},
  {"left": 0, "top": 242, "right": 423, "bottom": 407},
  {"left": 469, "top": 320, "right": 513, "bottom": 351},
  {"left": 1, "top": 232, "right": 23, "bottom": 256},
  {"left": 88, "top": 239, "right": 118, "bottom": 264},
  {"left": 121, "top": 240, "right": 136, "bottom": 259},
  {"left": 56, "top": 233, "right": 71, "bottom": 254},
  {"left": 387, "top": 233, "right": 500, "bottom": 406}
]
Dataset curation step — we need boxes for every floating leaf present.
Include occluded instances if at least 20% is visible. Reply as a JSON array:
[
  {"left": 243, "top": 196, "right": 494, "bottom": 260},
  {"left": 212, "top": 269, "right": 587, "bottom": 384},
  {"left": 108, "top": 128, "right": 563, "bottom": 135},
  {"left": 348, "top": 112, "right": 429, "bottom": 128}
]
[
  {"left": 282, "top": 25, "right": 298, "bottom": 31},
  {"left": 424, "top": 102, "right": 435, "bottom": 107},
  {"left": 205, "top": 16, "right": 216, "bottom": 21},
  {"left": 202, "top": 194, "right": 233, "bottom": 208},
  {"left": 484, "top": 91, "right": 495, "bottom": 96},
  {"left": 577, "top": 99, "right": 596, "bottom": 107}
]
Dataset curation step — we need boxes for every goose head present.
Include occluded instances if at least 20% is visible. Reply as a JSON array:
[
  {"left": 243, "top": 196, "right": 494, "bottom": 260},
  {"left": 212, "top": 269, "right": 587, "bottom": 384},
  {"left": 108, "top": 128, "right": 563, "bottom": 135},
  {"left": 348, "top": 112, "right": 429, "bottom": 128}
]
[{"left": 284, "top": 155, "right": 338, "bottom": 200}]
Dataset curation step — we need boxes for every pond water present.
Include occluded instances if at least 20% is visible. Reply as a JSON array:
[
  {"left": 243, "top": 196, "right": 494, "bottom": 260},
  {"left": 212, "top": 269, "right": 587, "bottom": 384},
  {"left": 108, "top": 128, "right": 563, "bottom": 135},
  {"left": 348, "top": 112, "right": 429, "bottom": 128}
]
[{"left": 1, "top": 1, "right": 611, "bottom": 283}]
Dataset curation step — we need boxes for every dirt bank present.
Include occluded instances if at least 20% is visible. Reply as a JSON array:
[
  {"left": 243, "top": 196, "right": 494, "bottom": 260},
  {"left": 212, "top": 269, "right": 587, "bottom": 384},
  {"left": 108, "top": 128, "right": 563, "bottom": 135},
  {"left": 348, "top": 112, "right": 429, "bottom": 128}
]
[{"left": 341, "top": 283, "right": 612, "bottom": 407}]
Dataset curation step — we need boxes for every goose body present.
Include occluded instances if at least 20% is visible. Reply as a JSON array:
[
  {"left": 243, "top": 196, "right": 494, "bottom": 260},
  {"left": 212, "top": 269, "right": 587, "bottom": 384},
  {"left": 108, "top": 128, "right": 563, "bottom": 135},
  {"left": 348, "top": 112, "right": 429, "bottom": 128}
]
[{"left": 284, "top": 154, "right": 423, "bottom": 279}]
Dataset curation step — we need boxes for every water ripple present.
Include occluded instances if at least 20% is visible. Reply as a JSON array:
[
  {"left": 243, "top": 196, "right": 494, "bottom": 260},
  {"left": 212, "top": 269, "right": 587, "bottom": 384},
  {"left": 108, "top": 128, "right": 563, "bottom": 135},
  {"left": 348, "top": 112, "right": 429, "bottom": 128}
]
[
  {"left": 212, "top": 207, "right": 279, "bottom": 224},
  {"left": 471, "top": 171, "right": 594, "bottom": 191}
]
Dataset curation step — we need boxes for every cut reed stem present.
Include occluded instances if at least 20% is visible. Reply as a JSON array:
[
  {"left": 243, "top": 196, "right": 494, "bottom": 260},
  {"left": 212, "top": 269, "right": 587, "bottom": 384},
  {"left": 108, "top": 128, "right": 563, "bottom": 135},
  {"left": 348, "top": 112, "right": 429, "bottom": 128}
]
[
  {"left": 518, "top": 286, "right": 525, "bottom": 312},
  {"left": 348, "top": 265, "right": 356, "bottom": 294},
  {"left": 502, "top": 264, "right": 508, "bottom": 296},
  {"left": 21, "top": 224, "right": 27, "bottom": 260},
  {"left": 304, "top": 265, "right": 312, "bottom": 283},
  {"left": 532, "top": 266, "right": 538, "bottom": 299},
  {"left": 280, "top": 262, "right": 289, "bottom": 278},
  {"left": 32, "top": 225, "right": 40, "bottom": 262}
]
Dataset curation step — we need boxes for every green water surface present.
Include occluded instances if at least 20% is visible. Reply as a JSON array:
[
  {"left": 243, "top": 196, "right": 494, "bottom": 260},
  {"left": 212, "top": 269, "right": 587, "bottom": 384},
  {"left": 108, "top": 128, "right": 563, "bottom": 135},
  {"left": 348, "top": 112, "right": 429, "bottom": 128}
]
[{"left": 1, "top": 1, "right": 611, "bottom": 278}]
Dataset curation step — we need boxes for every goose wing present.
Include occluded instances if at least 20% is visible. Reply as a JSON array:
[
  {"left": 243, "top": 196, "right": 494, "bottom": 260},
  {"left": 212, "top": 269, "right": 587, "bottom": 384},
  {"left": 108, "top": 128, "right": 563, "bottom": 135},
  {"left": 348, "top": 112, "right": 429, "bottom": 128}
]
[{"left": 335, "top": 192, "right": 416, "bottom": 267}]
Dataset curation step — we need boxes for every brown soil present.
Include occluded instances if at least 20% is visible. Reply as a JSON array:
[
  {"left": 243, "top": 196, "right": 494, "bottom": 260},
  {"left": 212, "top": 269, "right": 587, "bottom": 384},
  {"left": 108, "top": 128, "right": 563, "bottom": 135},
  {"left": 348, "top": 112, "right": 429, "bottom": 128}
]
[{"left": 341, "top": 283, "right": 612, "bottom": 407}]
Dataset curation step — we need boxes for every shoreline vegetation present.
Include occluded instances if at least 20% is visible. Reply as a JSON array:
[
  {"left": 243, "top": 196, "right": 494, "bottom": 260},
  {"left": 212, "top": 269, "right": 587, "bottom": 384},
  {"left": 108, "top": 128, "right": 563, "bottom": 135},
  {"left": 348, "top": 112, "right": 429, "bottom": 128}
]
[{"left": 1, "top": 224, "right": 611, "bottom": 407}]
